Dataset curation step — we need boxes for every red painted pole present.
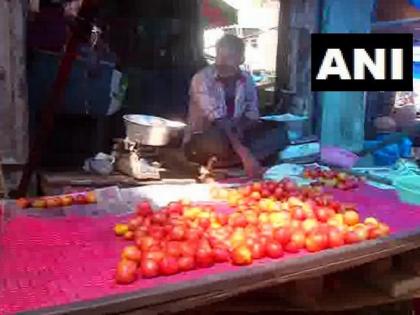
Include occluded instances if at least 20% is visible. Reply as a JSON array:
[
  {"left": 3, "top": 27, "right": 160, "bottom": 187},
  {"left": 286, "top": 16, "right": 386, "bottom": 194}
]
[{"left": 14, "top": 0, "right": 98, "bottom": 197}]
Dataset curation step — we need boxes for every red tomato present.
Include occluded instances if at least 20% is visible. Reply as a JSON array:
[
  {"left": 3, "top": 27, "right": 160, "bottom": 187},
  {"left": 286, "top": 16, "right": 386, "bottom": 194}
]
[
  {"left": 142, "top": 251, "right": 165, "bottom": 263},
  {"left": 198, "top": 218, "right": 211, "bottom": 230},
  {"left": 178, "top": 256, "right": 196, "bottom": 272},
  {"left": 121, "top": 245, "right": 142, "bottom": 262},
  {"left": 151, "top": 212, "right": 167, "bottom": 225},
  {"left": 196, "top": 247, "right": 215, "bottom": 268},
  {"left": 169, "top": 226, "right": 186, "bottom": 241},
  {"left": 216, "top": 213, "right": 229, "bottom": 226},
  {"left": 250, "top": 242, "right": 266, "bottom": 259},
  {"left": 180, "top": 242, "right": 196, "bottom": 257},
  {"left": 123, "top": 231, "right": 134, "bottom": 241},
  {"left": 140, "top": 259, "right": 160, "bottom": 278},
  {"left": 137, "top": 201, "right": 153, "bottom": 217},
  {"left": 159, "top": 256, "right": 179, "bottom": 276},
  {"left": 250, "top": 191, "right": 261, "bottom": 201},
  {"left": 274, "top": 187, "right": 284, "bottom": 200},
  {"left": 232, "top": 214, "right": 248, "bottom": 228},
  {"left": 344, "top": 231, "right": 361, "bottom": 244},
  {"left": 328, "top": 227, "right": 345, "bottom": 248},
  {"left": 368, "top": 227, "right": 382, "bottom": 240},
  {"left": 213, "top": 247, "right": 230, "bottom": 263},
  {"left": 138, "top": 236, "right": 155, "bottom": 252},
  {"left": 290, "top": 230, "right": 306, "bottom": 249},
  {"left": 166, "top": 241, "right": 182, "bottom": 257},
  {"left": 315, "top": 207, "right": 332, "bottom": 223},
  {"left": 290, "top": 206, "right": 307, "bottom": 221},
  {"left": 259, "top": 223, "right": 274, "bottom": 238},
  {"left": 261, "top": 189, "right": 271, "bottom": 198},
  {"left": 251, "top": 182, "right": 262, "bottom": 192},
  {"left": 148, "top": 226, "right": 165, "bottom": 240},
  {"left": 167, "top": 202, "right": 183, "bottom": 214},
  {"left": 266, "top": 241, "right": 283, "bottom": 259},
  {"left": 273, "top": 227, "right": 292, "bottom": 246},
  {"left": 305, "top": 231, "right": 328, "bottom": 252},
  {"left": 353, "top": 226, "right": 369, "bottom": 241},
  {"left": 284, "top": 241, "right": 301, "bottom": 253},
  {"left": 116, "top": 260, "right": 138, "bottom": 284},
  {"left": 231, "top": 245, "right": 253, "bottom": 266}
]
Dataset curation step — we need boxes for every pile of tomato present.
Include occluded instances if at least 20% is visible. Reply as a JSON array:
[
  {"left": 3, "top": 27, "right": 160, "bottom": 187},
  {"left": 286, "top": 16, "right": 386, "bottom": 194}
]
[
  {"left": 302, "top": 167, "right": 361, "bottom": 190},
  {"left": 113, "top": 178, "right": 390, "bottom": 285}
]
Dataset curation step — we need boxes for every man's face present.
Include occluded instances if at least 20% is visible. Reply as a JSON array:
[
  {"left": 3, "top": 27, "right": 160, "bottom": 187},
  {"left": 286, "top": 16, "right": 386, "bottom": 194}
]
[{"left": 215, "top": 46, "right": 243, "bottom": 76}]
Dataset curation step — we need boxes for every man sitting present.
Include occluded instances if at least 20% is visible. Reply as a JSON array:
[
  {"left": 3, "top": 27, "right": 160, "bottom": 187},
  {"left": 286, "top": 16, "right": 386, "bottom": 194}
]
[{"left": 183, "top": 34, "right": 288, "bottom": 178}]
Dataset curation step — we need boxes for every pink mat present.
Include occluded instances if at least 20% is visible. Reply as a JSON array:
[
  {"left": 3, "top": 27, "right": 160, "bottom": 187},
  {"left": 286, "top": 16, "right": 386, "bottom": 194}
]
[{"left": 1, "top": 185, "right": 420, "bottom": 315}]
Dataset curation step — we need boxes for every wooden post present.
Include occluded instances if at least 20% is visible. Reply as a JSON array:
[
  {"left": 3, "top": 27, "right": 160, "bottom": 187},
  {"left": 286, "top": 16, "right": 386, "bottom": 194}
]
[
  {"left": 319, "top": 0, "right": 376, "bottom": 152},
  {"left": 0, "top": 0, "right": 29, "bottom": 165}
]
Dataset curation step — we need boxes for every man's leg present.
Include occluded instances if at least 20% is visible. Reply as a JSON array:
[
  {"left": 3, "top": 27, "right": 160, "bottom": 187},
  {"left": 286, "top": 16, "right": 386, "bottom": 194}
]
[
  {"left": 184, "top": 127, "right": 240, "bottom": 167},
  {"left": 242, "top": 121, "right": 289, "bottom": 164}
]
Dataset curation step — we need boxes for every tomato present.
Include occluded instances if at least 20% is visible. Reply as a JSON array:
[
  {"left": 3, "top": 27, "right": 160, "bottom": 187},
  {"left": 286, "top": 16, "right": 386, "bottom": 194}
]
[
  {"left": 315, "top": 207, "right": 332, "bottom": 223},
  {"left": 305, "top": 231, "right": 328, "bottom": 252},
  {"left": 250, "top": 242, "right": 266, "bottom": 260},
  {"left": 148, "top": 226, "right": 165, "bottom": 240},
  {"left": 259, "top": 223, "right": 274, "bottom": 238},
  {"left": 266, "top": 241, "right": 284, "bottom": 258},
  {"left": 250, "top": 191, "right": 261, "bottom": 201},
  {"left": 166, "top": 241, "right": 182, "bottom": 258},
  {"left": 167, "top": 202, "right": 183, "bottom": 215},
  {"left": 114, "top": 224, "right": 129, "bottom": 236},
  {"left": 198, "top": 218, "right": 211, "bottom": 230},
  {"left": 368, "top": 227, "right": 382, "bottom": 239},
  {"left": 251, "top": 182, "right": 262, "bottom": 192},
  {"left": 290, "top": 206, "right": 307, "bottom": 221},
  {"left": 353, "top": 225, "right": 369, "bottom": 241},
  {"left": 121, "top": 246, "right": 142, "bottom": 262},
  {"left": 231, "top": 213, "right": 248, "bottom": 228},
  {"left": 127, "top": 218, "right": 142, "bottom": 231},
  {"left": 290, "top": 230, "right": 306, "bottom": 249},
  {"left": 273, "top": 227, "right": 292, "bottom": 246},
  {"left": 195, "top": 248, "right": 215, "bottom": 268},
  {"left": 328, "top": 227, "right": 345, "bottom": 248},
  {"left": 344, "top": 231, "right": 361, "bottom": 244},
  {"left": 151, "top": 212, "right": 168, "bottom": 225},
  {"left": 137, "top": 201, "right": 153, "bottom": 217},
  {"left": 178, "top": 256, "right": 196, "bottom": 272},
  {"left": 364, "top": 217, "right": 379, "bottom": 226},
  {"left": 261, "top": 189, "right": 271, "bottom": 198},
  {"left": 159, "top": 257, "right": 179, "bottom": 276},
  {"left": 231, "top": 245, "right": 253, "bottom": 266},
  {"left": 284, "top": 241, "right": 301, "bottom": 253},
  {"left": 302, "top": 219, "right": 319, "bottom": 234},
  {"left": 378, "top": 223, "right": 390, "bottom": 236},
  {"left": 168, "top": 225, "right": 186, "bottom": 241},
  {"left": 74, "top": 194, "right": 88, "bottom": 205},
  {"left": 140, "top": 259, "right": 160, "bottom": 278},
  {"left": 213, "top": 247, "right": 230, "bottom": 263},
  {"left": 180, "top": 242, "right": 196, "bottom": 257},
  {"left": 142, "top": 250, "right": 165, "bottom": 263},
  {"left": 216, "top": 213, "right": 229, "bottom": 226},
  {"left": 116, "top": 260, "right": 138, "bottom": 284},
  {"left": 138, "top": 236, "right": 155, "bottom": 252},
  {"left": 343, "top": 210, "right": 360, "bottom": 226},
  {"left": 123, "top": 231, "right": 135, "bottom": 241}
]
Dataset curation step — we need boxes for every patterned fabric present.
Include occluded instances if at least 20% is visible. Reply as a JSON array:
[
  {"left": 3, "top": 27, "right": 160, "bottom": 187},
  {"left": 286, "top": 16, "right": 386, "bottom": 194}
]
[{"left": 184, "top": 65, "right": 259, "bottom": 143}]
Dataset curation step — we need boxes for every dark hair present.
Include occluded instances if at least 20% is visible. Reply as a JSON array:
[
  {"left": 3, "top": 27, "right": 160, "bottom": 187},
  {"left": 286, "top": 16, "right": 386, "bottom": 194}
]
[{"left": 216, "top": 34, "right": 245, "bottom": 56}]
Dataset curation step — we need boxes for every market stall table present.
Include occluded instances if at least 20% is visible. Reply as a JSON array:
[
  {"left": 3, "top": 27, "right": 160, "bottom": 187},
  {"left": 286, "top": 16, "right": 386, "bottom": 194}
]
[{"left": 1, "top": 184, "right": 420, "bottom": 315}]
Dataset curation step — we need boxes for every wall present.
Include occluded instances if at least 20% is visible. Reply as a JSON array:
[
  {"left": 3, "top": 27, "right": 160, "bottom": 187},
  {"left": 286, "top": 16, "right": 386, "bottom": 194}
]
[
  {"left": 0, "top": 0, "right": 29, "bottom": 164},
  {"left": 319, "top": 0, "right": 376, "bottom": 151}
]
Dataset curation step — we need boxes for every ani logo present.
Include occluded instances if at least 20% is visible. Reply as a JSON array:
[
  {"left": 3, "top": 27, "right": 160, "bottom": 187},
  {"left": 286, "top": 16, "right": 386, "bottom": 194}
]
[{"left": 311, "top": 33, "right": 413, "bottom": 91}]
